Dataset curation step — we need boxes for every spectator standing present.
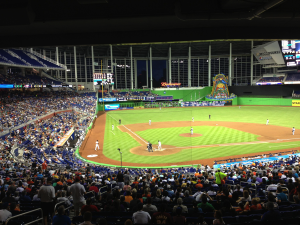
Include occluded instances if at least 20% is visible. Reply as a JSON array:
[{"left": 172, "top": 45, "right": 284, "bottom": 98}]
[
  {"left": 117, "top": 171, "right": 124, "bottom": 189},
  {"left": 215, "top": 168, "right": 226, "bottom": 189},
  {"left": 38, "top": 177, "right": 55, "bottom": 225},
  {"left": 70, "top": 176, "right": 86, "bottom": 216},
  {"left": 173, "top": 207, "right": 186, "bottom": 225}
]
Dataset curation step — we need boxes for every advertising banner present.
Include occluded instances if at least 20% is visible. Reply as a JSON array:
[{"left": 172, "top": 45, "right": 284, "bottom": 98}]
[
  {"left": 0, "top": 84, "right": 14, "bottom": 88},
  {"left": 213, "top": 153, "right": 300, "bottom": 169},
  {"left": 181, "top": 101, "right": 225, "bottom": 107},
  {"left": 99, "top": 98, "right": 117, "bottom": 102},
  {"left": 105, "top": 104, "right": 120, "bottom": 110},
  {"left": 292, "top": 100, "right": 300, "bottom": 106}
]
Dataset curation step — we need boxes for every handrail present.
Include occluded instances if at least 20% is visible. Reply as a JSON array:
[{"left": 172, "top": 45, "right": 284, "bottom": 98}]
[
  {"left": 54, "top": 199, "right": 73, "bottom": 213},
  {"left": 5, "top": 208, "right": 43, "bottom": 225}
]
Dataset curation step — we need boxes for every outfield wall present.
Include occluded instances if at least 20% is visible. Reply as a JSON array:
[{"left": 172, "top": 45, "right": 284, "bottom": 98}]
[
  {"left": 236, "top": 97, "right": 292, "bottom": 106},
  {"left": 152, "top": 87, "right": 212, "bottom": 101}
]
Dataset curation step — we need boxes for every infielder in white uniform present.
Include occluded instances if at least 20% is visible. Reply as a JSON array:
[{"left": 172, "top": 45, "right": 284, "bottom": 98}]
[
  {"left": 158, "top": 140, "right": 162, "bottom": 151},
  {"left": 191, "top": 127, "right": 193, "bottom": 135},
  {"left": 95, "top": 140, "right": 100, "bottom": 151},
  {"left": 149, "top": 119, "right": 151, "bottom": 125},
  {"left": 293, "top": 127, "right": 295, "bottom": 135},
  {"left": 112, "top": 124, "right": 114, "bottom": 130},
  {"left": 266, "top": 119, "right": 269, "bottom": 125},
  {"left": 192, "top": 117, "right": 194, "bottom": 122}
]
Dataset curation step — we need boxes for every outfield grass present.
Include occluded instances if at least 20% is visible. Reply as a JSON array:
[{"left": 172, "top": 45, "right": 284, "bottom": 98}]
[{"left": 102, "top": 106, "right": 300, "bottom": 165}]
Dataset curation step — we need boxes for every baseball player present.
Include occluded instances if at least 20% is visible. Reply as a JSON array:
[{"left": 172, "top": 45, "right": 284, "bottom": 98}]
[
  {"left": 95, "top": 140, "right": 100, "bottom": 151},
  {"left": 192, "top": 117, "right": 194, "bottom": 122},
  {"left": 191, "top": 127, "right": 193, "bottom": 135},
  {"left": 239, "top": 106, "right": 241, "bottom": 109},
  {"left": 149, "top": 119, "right": 151, "bottom": 125},
  {"left": 158, "top": 140, "right": 162, "bottom": 151},
  {"left": 119, "top": 119, "right": 121, "bottom": 124},
  {"left": 266, "top": 119, "right": 269, "bottom": 125},
  {"left": 293, "top": 127, "right": 295, "bottom": 135},
  {"left": 209, "top": 115, "right": 211, "bottom": 119},
  {"left": 112, "top": 124, "right": 114, "bottom": 130}
]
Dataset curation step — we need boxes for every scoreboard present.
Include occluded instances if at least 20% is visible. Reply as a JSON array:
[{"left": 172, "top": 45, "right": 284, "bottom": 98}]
[{"left": 93, "top": 73, "right": 114, "bottom": 85}]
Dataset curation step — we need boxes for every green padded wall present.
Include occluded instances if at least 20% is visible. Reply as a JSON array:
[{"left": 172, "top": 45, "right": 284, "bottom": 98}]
[
  {"left": 237, "top": 97, "right": 292, "bottom": 106},
  {"left": 152, "top": 87, "right": 212, "bottom": 101}
]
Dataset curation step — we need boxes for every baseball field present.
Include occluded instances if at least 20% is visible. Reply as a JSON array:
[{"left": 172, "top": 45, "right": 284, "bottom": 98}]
[{"left": 79, "top": 106, "right": 300, "bottom": 168}]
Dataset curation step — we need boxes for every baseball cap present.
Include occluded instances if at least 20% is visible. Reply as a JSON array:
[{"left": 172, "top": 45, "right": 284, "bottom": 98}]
[{"left": 217, "top": 168, "right": 221, "bottom": 171}]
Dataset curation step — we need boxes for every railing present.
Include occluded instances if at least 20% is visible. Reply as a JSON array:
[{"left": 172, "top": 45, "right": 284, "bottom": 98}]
[
  {"left": 54, "top": 199, "right": 73, "bottom": 213},
  {"left": 5, "top": 208, "right": 43, "bottom": 225},
  {"left": 22, "top": 48, "right": 67, "bottom": 70}
]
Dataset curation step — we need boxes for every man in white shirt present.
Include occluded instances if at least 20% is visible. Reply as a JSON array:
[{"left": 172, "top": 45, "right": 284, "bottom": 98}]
[
  {"left": 70, "top": 176, "right": 86, "bottom": 216},
  {"left": 132, "top": 203, "right": 151, "bottom": 224},
  {"left": 38, "top": 178, "right": 55, "bottom": 225},
  {"left": 0, "top": 202, "right": 12, "bottom": 222}
]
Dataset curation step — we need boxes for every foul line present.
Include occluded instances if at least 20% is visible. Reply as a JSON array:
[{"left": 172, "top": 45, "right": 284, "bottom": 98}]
[
  {"left": 108, "top": 114, "right": 147, "bottom": 144},
  {"left": 111, "top": 131, "right": 115, "bottom": 135}
]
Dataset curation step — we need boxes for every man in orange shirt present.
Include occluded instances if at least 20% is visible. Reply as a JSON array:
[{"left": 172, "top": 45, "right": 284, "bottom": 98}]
[
  {"left": 195, "top": 180, "right": 203, "bottom": 189},
  {"left": 42, "top": 161, "right": 47, "bottom": 172}
]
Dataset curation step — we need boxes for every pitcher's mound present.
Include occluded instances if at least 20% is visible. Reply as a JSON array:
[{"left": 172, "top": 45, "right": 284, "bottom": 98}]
[{"left": 180, "top": 133, "right": 202, "bottom": 137}]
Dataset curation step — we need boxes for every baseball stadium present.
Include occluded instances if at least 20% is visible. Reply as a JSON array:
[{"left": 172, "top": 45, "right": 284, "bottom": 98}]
[{"left": 3, "top": 1, "right": 300, "bottom": 224}]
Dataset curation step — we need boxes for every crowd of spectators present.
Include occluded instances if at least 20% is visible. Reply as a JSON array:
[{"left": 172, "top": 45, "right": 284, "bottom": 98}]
[
  {"left": 0, "top": 150, "right": 299, "bottom": 224},
  {"left": 257, "top": 77, "right": 284, "bottom": 83},
  {"left": 0, "top": 73, "right": 63, "bottom": 86},
  {"left": 0, "top": 90, "right": 96, "bottom": 132},
  {"left": 285, "top": 74, "right": 300, "bottom": 82}
]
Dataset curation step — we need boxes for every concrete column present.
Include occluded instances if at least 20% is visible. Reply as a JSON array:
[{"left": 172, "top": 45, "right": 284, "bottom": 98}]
[
  {"left": 124, "top": 58, "right": 127, "bottom": 89},
  {"left": 74, "top": 47, "right": 78, "bottom": 91},
  {"left": 130, "top": 46, "right": 133, "bottom": 89},
  {"left": 229, "top": 43, "right": 232, "bottom": 86},
  {"left": 110, "top": 45, "right": 113, "bottom": 74},
  {"left": 84, "top": 56, "right": 87, "bottom": 84},
  {"left": 197, "top": 58, "right": 199, "bottom": 87},
  {"left": 55, "top": 47, "right": 59, "bottom": 79},
  {"left": 188, "top": 46, "right": 191, "bottom": 87},
  {"left": 91, "top": 46, "right": 95, "bottom": 91},
  {"left": 64, "top": 52, "right": 67, "bottom": 82},
  {"left": 250, "top": 41, "right": 254, "bottom": 86},
  {"left": 150, "top": 46, "right": 153, "bottom": 90},
  {"left": 169, "top": 46, "right": 172, "bottom": 83},
  {"left": 43, "top": 50, "right": 46, "bottom": 59},
  {"left": 115, "top": 58, "right": 118, "bottom": 89},
  {"left": 134, "top": 58, "right": 137, "bottom": 88},
  {"left": 146, "top": 60, "right": 148, "bottom": 87},
  {"left": 208, "top": 45, "right": 211, "bottom": 86},
  {"left": 178, "top": 58, "right": 180, "bottom": 83}
]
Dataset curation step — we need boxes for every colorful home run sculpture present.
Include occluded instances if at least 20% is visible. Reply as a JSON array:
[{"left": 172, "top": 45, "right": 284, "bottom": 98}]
[{"left": 206, "top": 74, "right": 236, "bottom": 100}]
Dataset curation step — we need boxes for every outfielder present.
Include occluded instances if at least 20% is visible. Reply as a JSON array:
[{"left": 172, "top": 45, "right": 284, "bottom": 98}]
[
  {"left": 149, "top": 119, "right": 151, "bottom": 125},
  {"left": 266, "top": 119, "right": 269, "bottom": 125},
  {"left": 293, "top": 127, "right": 295, "bottom": 135},
  {"left": 95, "top": 140, "right": 100, "bottom": 151},
  {"left": 112, "top": 124, "right": 114, "bottom": 130},
  {"left": 192, "top": 117, "right": 194, "bottom": 122},
  {"left": 158, "top": 140, "right": 162, "bottom": 151},
  {"left": 191, "top": 127, "right": 193, "bottom": 135}
]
